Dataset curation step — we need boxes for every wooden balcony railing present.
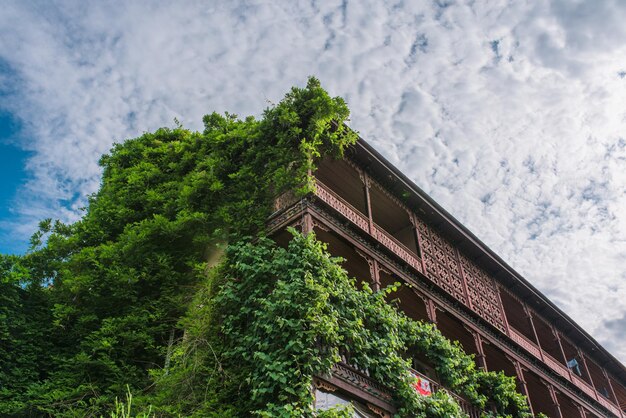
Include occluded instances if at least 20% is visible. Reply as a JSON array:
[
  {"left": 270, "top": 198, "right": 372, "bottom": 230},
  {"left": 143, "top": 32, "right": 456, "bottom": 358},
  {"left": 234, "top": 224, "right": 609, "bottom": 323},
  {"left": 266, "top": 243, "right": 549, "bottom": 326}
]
[
  {"left": 509, "top": 328, "right": 541, "bottom": 359},
  {"left": 336, "top": 346, "right": 482, "bottom": 417},
  {"left": 558, "top": 372, "right": 623, "bottom": 417},
  {"left": 273, "top": 189, "right": 299, "bottom": 213},
  {"left": 314, "top": 180, "right": 370, "bottom": 233},
  {"left": 572, "top": 374, "right": 596, "bottom": 398},
  {"left": 314, "top": 180, "right": 422, "bottom": 274},
  {"left": 595, "top": 393, "right": 623, "bottom": 417},
  {"left": 543, "top": 352, "right": 570, "bottom": 380},
  {"left": 372, "top": 223, "right": 423, "bottom": 273}
]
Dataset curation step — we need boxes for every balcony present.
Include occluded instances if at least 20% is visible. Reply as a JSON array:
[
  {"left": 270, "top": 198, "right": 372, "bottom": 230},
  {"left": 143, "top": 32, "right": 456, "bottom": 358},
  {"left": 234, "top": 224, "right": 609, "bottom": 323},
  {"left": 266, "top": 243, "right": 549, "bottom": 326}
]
[
  {"left": 509, "top": 328, "right": 624, "bottom": 417},
  {"left": 312, "top": 179, "right": 423, "bottom": 274}
]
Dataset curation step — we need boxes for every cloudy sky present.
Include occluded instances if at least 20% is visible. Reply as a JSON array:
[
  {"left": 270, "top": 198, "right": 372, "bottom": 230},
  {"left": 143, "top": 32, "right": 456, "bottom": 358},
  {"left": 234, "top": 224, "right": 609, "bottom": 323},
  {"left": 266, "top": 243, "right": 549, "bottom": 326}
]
[{"left": 1, "top": 1, "right": 625, "bottom": 363}]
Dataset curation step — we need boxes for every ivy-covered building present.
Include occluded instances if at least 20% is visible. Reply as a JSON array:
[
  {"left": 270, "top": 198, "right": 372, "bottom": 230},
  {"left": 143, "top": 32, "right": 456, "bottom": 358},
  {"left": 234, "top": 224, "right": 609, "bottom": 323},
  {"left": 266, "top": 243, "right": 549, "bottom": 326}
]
[
  {"left": 270, "top": 135, "right": 626, "bottom": 418},
  {"left": 5, "top": 78, "right": 624, "bottom": 417}
]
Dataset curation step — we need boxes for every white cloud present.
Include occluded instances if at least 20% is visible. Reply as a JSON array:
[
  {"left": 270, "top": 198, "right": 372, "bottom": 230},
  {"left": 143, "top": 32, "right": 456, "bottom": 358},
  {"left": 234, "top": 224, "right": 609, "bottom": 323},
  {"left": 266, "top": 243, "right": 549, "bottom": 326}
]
[{"left": 0, "top": 0, "right": 625, "bottom": 366}]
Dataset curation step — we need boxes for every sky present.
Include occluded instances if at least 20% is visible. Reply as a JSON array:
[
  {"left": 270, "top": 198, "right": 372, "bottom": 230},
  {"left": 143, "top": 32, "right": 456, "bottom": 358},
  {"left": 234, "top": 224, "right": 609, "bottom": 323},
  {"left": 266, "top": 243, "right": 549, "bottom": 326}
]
[
  {"left": 0, "top": 0, "right": 625, "bottom": 363},
  {"left": 0, "top": 112, "right": 31, "bottom": 254}
]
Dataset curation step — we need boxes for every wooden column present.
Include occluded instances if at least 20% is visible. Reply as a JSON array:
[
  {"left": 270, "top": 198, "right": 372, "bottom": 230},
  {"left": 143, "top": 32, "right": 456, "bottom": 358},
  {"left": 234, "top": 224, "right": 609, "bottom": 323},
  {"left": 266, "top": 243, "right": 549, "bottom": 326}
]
[
  {"left": 426, "top": 298, "right": 438, "bottom": 324},
  {"left": 525, "top": 306, "right": 545, "bottom": 362},
  {"left": 370, "top": 258, "right": 381, "bottom": 292},
  {"left": 356, "top": 249, "right": 380, "bottom": 292},
  {"left": 361, "top": 170, "right": 374, "bottom": 234},
  {"left": 465, "top": 326, "right": 487, "bottom": 370},
  {"left": 552, "top": 326, "right": 573, "bottom": 381},
  {"left": 511, "top": 359, "right": 534, "bottom": 416},
  {"left": 410, "top": 212, "right": 428, "bottom": 275},
  {"left": 578, "top": 349, "right": 599, "bottom": 401},
  {"left": 411, "top": 289, "right": 437, "bottom": 324},
  {"left": 408, "top": 212, "right": 421, "bottom": 258},
  {"left": 602, "top": 367, "right": 621, "bottom": 410},
  {"left": 494, "top": 284, "right": 511, "bottom": 337},
  {"left": 302, "top": 212, "right": 314, "bottom": 234},
  {"left": 546, "top": 383, "right": 564, "bottom": 418}
]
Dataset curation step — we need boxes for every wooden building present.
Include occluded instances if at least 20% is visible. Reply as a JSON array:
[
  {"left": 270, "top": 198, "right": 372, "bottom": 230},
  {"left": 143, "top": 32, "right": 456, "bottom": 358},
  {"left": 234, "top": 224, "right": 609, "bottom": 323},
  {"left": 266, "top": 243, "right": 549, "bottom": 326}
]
[{"left": 269, "top": 136, "right": 626, "bottom": 417}]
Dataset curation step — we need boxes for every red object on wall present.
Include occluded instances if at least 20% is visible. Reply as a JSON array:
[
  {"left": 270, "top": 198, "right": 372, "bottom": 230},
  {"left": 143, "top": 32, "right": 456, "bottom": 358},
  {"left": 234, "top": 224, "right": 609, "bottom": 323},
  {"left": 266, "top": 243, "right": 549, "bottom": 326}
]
[{"left": 411, "top": 373, "right": 432, "bottom": 396}]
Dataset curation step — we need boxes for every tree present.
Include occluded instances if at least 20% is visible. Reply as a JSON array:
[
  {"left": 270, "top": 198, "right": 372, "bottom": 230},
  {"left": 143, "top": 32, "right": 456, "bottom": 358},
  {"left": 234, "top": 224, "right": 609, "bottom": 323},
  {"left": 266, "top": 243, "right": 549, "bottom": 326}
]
[{"left": 0, "top": 254, "right": 53, "bottom": 416}]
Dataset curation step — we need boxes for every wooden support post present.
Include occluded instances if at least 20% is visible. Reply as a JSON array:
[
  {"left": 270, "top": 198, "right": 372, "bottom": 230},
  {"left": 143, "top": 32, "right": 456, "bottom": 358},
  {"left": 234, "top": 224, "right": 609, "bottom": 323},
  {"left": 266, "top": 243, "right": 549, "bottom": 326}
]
[
  {"left": 525, "top": 306, "right": 545, "bottom": 362},
  {"left": 552, "top": 325, "right": 573, "bottom": 381},
  {"left": 465, "top": 326, "right": 487, "bottom": 370},
  {"left": 302, "top": 212, "right": 314, "bottom": 235},
  {"left": 355, "top": 249, "right": 380, "bottom": 292},
  {"left": 578, "top": 349, "right": 599, "bottom": 401},
  {"left": 361, "top": 171, "right": 374, "bottom": 234},
  {"left": 370, "top": 258, "right": 381, "bottom": 292},
  {"left": 426, "top": 298, "right": 438, "bottom": 324},
  {"left": 602, "top": 367, "right": 621, "bottom": 410},
  {"left": 410, "top": 212, "right": 428, "bottom": 275},
  {"left": 494, "top": 284, "right": 511, "bottom": 337},
  {"left": 511, "top": 359, "right": 534, "bottom": 416},
  {"left": 407, "top": 211, "right": 423, "bottom": 264},
  {"left": 408, "top": 212, "right": 421, "bottom": 258},
  {"left": 546, "top": 383, "right": 564, "bottom": 418}
]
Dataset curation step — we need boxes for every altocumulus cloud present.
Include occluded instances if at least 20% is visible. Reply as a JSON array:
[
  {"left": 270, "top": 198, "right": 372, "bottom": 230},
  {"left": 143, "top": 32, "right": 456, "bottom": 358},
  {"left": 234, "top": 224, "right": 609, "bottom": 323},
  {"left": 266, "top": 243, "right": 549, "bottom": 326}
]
[{"left": 0, "top": 0, "right": 625, "bottom": 362}]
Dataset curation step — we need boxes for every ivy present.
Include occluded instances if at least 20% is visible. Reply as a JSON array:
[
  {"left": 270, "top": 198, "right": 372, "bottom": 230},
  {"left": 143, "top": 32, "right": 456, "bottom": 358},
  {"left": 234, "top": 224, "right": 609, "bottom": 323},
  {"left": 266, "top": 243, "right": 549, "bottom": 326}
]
[{"left": 152, "top": 231, "right": 530, "bottom": 417}]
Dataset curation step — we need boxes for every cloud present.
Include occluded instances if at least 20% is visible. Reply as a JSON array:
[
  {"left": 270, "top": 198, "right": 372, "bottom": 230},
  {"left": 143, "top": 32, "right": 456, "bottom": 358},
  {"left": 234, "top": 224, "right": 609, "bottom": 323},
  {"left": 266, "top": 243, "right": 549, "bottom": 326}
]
[{"left": 0, "top": 0, "right": 625, "bottom": 365}]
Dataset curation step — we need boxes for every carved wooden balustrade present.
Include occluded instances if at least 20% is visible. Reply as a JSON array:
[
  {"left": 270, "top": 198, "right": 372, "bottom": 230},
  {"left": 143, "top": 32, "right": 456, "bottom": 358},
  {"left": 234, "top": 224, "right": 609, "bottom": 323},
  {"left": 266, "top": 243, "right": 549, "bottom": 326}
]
[
  {"left": 509, "top": 328, "right": 542, "bottom": 359},
  {"left": 543, "top": 352, "right": 570, "bottom": 380},
  {"left": 272, "top": 189, "right": 299, "bottom": 213},
  {"left": 330, "top": 362, "right": 394, "bottom": 403},
  {"left": 331, "top": 348, "right": 483, "bottom": 418},
  {"left": 596, "top": 393, "right": 623, "bottom": 417},
  {"left": 328, "top": 362, "right": 488, "bottom": 417},
  {"left": 313, "top": 180, "right": 370, "bottom": 233},
  {"left": 371, "top": 223, "right": 422, "bottom": 273},
  {"left": 572, "top": 374, "right": 597, "bottom": 398},
  {"left": 313, "top": 180, "right": 422, "bottom": 274}
]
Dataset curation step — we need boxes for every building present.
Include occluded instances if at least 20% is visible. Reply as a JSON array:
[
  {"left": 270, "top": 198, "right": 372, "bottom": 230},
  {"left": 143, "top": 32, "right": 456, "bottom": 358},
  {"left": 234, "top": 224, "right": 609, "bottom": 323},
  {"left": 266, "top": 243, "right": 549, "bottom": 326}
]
[{"left": 269, "top": 136, "right": 626, "bottom": 417}]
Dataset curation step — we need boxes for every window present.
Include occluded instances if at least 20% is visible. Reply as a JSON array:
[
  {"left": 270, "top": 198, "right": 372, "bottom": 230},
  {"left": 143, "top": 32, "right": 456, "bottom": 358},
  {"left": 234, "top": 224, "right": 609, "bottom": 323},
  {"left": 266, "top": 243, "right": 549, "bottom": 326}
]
[{"left": 314, "top": 388, "right": 378, "bottom": 417}]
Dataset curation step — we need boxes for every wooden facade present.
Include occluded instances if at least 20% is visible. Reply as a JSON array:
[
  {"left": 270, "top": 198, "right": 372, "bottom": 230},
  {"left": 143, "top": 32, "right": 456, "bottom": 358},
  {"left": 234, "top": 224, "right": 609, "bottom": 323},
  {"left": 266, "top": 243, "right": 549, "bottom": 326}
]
[{"left": 268, "top": 137, "right": 626, "bottom": 417}]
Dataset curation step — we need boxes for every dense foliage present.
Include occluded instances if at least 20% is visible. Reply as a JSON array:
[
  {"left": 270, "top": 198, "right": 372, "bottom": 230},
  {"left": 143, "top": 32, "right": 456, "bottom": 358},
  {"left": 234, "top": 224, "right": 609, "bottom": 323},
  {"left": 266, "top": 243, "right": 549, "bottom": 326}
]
[
  {"left": 0, "top": 255, "right": 53, "bottom": 415},
  {"left": 0, "top": 78, "right": 530, "bottom": 417},
  {"left": 157, "top": 232, "right": 528, "bottom": 417}
]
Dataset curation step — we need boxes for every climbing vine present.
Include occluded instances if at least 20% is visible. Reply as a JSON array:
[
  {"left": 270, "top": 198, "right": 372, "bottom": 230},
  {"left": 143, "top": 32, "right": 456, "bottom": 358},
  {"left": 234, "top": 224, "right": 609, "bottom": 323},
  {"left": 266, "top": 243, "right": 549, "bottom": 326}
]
[{"left": 154, "top": 231, "right": 530, "bottom": 417}]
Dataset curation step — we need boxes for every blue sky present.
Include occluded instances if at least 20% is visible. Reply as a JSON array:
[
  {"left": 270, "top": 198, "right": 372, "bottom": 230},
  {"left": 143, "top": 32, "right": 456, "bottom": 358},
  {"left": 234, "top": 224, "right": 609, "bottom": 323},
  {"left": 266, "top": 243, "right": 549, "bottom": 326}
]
[
  {"left": 0, "top": 111, "right": 30, "bottom": 254},
  {"left": 0, "top": 0, "right": 625, "bottom": 363}
]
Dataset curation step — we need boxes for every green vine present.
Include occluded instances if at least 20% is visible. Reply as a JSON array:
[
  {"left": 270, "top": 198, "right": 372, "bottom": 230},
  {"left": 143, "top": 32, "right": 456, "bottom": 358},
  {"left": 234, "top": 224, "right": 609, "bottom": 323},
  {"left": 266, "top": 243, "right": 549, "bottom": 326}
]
[{"left": 153, "top": 231, "right": 530, "bottom": 417}]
